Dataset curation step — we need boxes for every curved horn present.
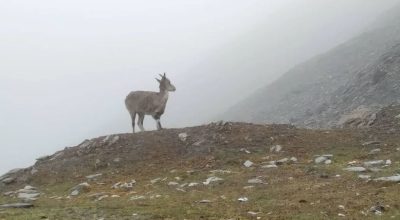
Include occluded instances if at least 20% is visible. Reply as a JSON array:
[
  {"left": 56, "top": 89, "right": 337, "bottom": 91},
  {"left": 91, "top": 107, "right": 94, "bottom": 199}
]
[{"left": 159, "top": 74, "right": 164, "bottom": 78}]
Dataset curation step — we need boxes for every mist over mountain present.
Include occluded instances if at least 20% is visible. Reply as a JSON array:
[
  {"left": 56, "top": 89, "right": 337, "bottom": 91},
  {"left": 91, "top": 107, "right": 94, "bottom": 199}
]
[{"left": 222, "top": 3, "right": 400, "bottom": 128}]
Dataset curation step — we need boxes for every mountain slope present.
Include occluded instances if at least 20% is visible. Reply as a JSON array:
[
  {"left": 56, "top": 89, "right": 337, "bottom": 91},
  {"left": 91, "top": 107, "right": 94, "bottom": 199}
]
[
  {"left": 222, "top": 5, "right": 400, "bottom": 128},
  {"left": 1, "top": 122, "right": 400, "bottom": 219}
]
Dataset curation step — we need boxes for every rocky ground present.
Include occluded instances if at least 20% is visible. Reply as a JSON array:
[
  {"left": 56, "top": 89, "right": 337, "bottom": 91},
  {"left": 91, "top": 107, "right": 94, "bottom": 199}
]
[{"left": 0, "top": 121, "right": 400, "bottom": 219}]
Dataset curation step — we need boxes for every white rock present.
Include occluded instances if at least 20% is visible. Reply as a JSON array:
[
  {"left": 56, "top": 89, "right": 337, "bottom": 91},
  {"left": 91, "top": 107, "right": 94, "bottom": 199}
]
[
  {"left": 30, "top": 167, "right": 38, "bottom": 175},
  {"left": 358, "top": 175, "right": 371, "bottom": 180},
  {"left": 290, "top": 157, "right": 298, "bottom": 163},
  {"left": 168, "top": 182, "right": 179, "bottom": 186},
  {"left": 369, "top": 148, "right": 381, "bottom": 155},
  {"left": 315, "top": 156, "right": 328, "bottom": 164},
  {"left": 325, "top": 160, "right": 332, "bottom": 165},
  {"left": 203, "top": 177, "right": 224, "bottom": 185},
  {"left": 243, "top": 186, "right": 255, "bottom": 190},
  {"left": 244, "top": 160, "right": 254, "bottom": 168},
  {"left": 343, "top": 167, "right": 367, "bottom": 172},
  {"left": 276, "top": 158, "right": 289, "bottom": 164},
  {"left": 188, "top": 182, "right": 199, "bottom": 187},
  {"left": 270, "top": 145, "right": 282, "bottom": 153},
  {"left": 130, "top": 195, "right": 146, "bottom": 201},
  {"left": 210, "top": 170, "right": 232, "bottom": 174},
  {"left": 363, "top": 160, "right": 385, "bottom": 167},
  {"left": 386, "top": 160, "right": 392, "bottom": 165},
  {"left": 178, "top": 133, "right": 188, "bottom": 142},
  {"left": 338, "top": 213, "right": 346, "bottom": 217},
  {"left": 18, "top": 192, "right": 40, "bottom": 201},
  {"left": 374, "top": 175, "right": 400, "bottom": 182},
  {"left": 262, "top": 164, "right": 278, "bottom": 169},
  {"left": 395, "top": 114, "right": 400, "bottom": 119},
  {"left": 150, "top": 178, "right": 162, "bottom": 184},
  {"left": 247, "top": 178, "right": 263, "bottom": 184},
  {"left": 70, "top": 182, "right": 91, "bottom": 196},
  {"left": 86, "top": 173, "right": 103, "bottom": 180},
  {"left": 240, "top": 148, "right": 251, "bottom": 154},
  {"left": 238, "top": 197, "right": 249, "bottom": 202}
]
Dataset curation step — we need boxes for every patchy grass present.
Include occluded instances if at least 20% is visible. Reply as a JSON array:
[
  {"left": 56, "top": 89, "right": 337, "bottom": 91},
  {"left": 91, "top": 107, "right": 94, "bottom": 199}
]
[{"left": 1, "top": 123, "right": 400, "bottom": 219}]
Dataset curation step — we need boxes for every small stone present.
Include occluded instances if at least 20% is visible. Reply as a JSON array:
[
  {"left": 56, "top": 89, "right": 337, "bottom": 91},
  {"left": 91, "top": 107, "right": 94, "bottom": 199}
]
[
  {"left": 240, "top": 148, "right": 251, "bottom": 154},
  {"left": 130, "top": 195, "right": 145, "bottom": 201},
  {"left": 363, "top": 160, "right": 385, "bottom": 167},
  {"left": 374, "top": 175, "right": 400, "bottom": 182},
  {"left": 369, "top": 148, "right": 381, "bottom": 155},
  {"left": 247, "top": 178, "right": 263, "bottom": 184},
  {"left": 363, "top": 141, "right": 381, "bottom": 146},
  {"left": 359, "top": 175, "right": 371, "bottom": 180},
  {"left": 238, "top": 197, "right": 249, "bottom": 202},
  {"left": 270, "top": 145, "right": 282, "bottom": 153},
  {"left": 86, "top": 173, "right": 103, "bottom": 180},
  {"left": 343, "top": 167, "right": 367, "bottom": 172},
  {"left": 243, "top": 186, "right": 255, "bottom": 190},
  {"left": 168, "top": 182, "right": 179, "bottom": 186},
  {"left": 188, "top": 182, "right": 199, "bottom": 187},
  {"left": 0, "top": 203, "right": 34, "bottom": 209},
  {"left": 2, "top": 177, "right": 15, "bottom": 184},
  {"left": 325, "top": 160, "right": 332, "bottom": 165},
  {"left": 244, "top": 160, "right": 254, "bottom": 168},
  {"left": 276, "top": 158, "right": 289, "bottom": 165},
  {"left": 70, "top": 182, "right": 91, "bottom": 196},
  {"left": 262, "top": 164, "right": 278, "bottom": 169},
  {"left": 203, "top": 177, "right": 223, "bottom": 185},
  {"left": 113, "top": 158, "right": 122, "bottom": 163},
  {"left": 338, "top": 205, "right": 345, "bottom": 210},
  {"left": 178, "top": 133, "right": 188, "bottom": 142},
  {"left": 338, "top": 213, "right": 346, "bottom": 217},
  {"left": 210, "top": 170, "right": 232, "bottom": 174},
  {"left": 315, "top": 156, "right": 328, "bottom": 164},
  {"left": 370, "top": 204, "right": 385, "bottom": 214},
  {"left": 386, "top": 160, "right": 392, "bottom": 165},
  {"left": 199, "top": 200, "right": 212, "bottom": 203},
  {"left": 290, "top": 157, "right": 298, "bottom": 163},
  {"left": 150, "top": 178, "right": 161, "bottom": 184},
  {"left": 30, "top": 167, "right": 38, "bottom": 175}
]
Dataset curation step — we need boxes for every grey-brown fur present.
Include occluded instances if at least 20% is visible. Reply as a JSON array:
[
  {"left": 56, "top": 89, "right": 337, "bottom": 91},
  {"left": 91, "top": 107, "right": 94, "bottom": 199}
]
[{"left": 125, "top": 73, "right": 176, "bottom": 133}]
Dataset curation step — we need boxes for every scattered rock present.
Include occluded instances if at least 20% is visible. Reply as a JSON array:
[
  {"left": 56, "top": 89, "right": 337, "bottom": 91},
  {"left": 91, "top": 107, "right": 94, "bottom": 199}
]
[
  {"left": 238, "top": 197, "right": 249, "bottom": 202},
  {"left": 244, "top": 160, "right": 254, "bottom": 168},
  {"left": 210, "top": 170, "right": 232, "bottom": 174},
  {"left": 276, "top": 158, "right": 289, "bottom": 165},
  {"left": 247, "top": 178, "right": 264, "bottom": 184},
  {"left": 2, "top": 177, "right": 15, "bottom": 184},
  {"left": 386, "top": 160, "right": 392, "bottom": 165},
  {"left": 199, "top": 200, "right": 212, "bottom": 203},
  {"left": 240, "top": 148, "right": 251, "bottom": 154},
  {"left": 30, "top": 167, "right": 38, "bottom": 175},
  {"left": 358, "top": 175, "right": 371, "bottom": 180},
  {"left": 325, "top": 160, "right": 332, "bottom": 165},
  {"left": 130, "top": 195, "right": 145, "bottom": 201},
  {"left": 374, "top": 175, "right": 400, "bottom": 182},
  {"left": 262, "top": 164, "right": 278, "bottom": 169},
  {"left": 362, "top": 141, "right": 382, "bottom": 146},
  {"left": 70, "top": 182, "right": 91, "bottom": 196},
  {"left": 178, "top": 133, "right": 188, "bottom": 142},
  {"left": 150, "top": 178, "right": 162, "bottom": 184},
  {"left": 113, "top": 158, "right": 122, "bottom": 163},
  {"left": 243, "top": 186, "right": 255, "bottom": 190},
  {"left": 338, "top": 213, "right": 346, "bottom": 217},
  {"left": 270, "top": 145, "right": 282, "bottom": 153},
  {"left": 290, "top": 157, "right": 298, "bottom": 163},
  {"left": 343, "top": 167, "right": 367, "bottom": 172},
  {"left": 86, "top": 173, "right": 103, "bottom": 180},
  {"left": 203, "top": 177, "right": 223, "bottom": 185},
  {"left": 370, "top": 203, "right": 385, "bottom": 215},
  {"left": 168, "top": 182, "right": 179, "bottom": 186},
  {"left": 112, "top": 180, "right": 136, "bottom": 190},
  {"left": 188, "top": 182, "right": 199, "bottom": 187},
  {"left": 363, "top": 160, "right": 385, "bottom": 167},
  {"left": 369, "top": 148, "right": 382, "bottom": 155},
  {"left": 17, "top": 192, "right": 40, "bottom": 201},
  {"left": 315, "top": 156, "right": 328, "bottom": 164},
  {"left": 0, "top": 203, "right": 34, "bottom": 209}
]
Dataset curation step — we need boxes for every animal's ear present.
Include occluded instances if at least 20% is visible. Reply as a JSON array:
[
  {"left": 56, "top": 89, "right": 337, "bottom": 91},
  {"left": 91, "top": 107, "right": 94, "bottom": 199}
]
[{"left": 155, "top": 78, "right": 161, "bottom": 83}]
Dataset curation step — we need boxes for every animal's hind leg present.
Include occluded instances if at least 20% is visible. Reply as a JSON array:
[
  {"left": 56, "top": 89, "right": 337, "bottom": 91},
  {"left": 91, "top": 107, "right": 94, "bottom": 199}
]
[
  {"left": 138, "top": 113, "right": 145, "bottom": 132},
  {"left": 152, "top": 114, "right": 163, "bottom": 130},
  {"left": 130, "top": 112, "right": 137, "bottom": 133}
]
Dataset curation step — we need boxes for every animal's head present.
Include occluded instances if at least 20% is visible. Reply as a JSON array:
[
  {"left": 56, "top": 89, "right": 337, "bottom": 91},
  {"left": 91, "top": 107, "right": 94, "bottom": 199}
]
[{"left": 156, "top": 73, "right": 176, "bottom": 92}]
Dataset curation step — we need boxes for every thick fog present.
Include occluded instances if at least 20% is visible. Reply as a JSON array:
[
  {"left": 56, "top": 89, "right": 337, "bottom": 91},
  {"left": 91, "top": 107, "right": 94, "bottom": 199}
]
[{"left": 1, "top": 0, "right": 399, "bottom": 175}]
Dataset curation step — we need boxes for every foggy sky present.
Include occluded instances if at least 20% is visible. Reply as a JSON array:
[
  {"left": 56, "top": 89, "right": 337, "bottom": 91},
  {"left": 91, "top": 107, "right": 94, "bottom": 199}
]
[{"left": 1, "top": 0, "right": 399, "bottom": 175}]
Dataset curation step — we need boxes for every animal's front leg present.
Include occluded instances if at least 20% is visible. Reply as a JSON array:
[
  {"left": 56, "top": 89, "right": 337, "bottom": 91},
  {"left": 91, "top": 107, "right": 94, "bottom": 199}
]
[{"left": 153, "top": 114, "right": 163, "bottom": 130}]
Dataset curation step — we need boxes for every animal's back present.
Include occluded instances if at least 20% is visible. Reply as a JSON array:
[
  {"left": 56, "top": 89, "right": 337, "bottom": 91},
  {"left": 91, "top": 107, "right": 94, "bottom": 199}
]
[{"left": 125, "top": 91, "right": 159, "bottom": 113}]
